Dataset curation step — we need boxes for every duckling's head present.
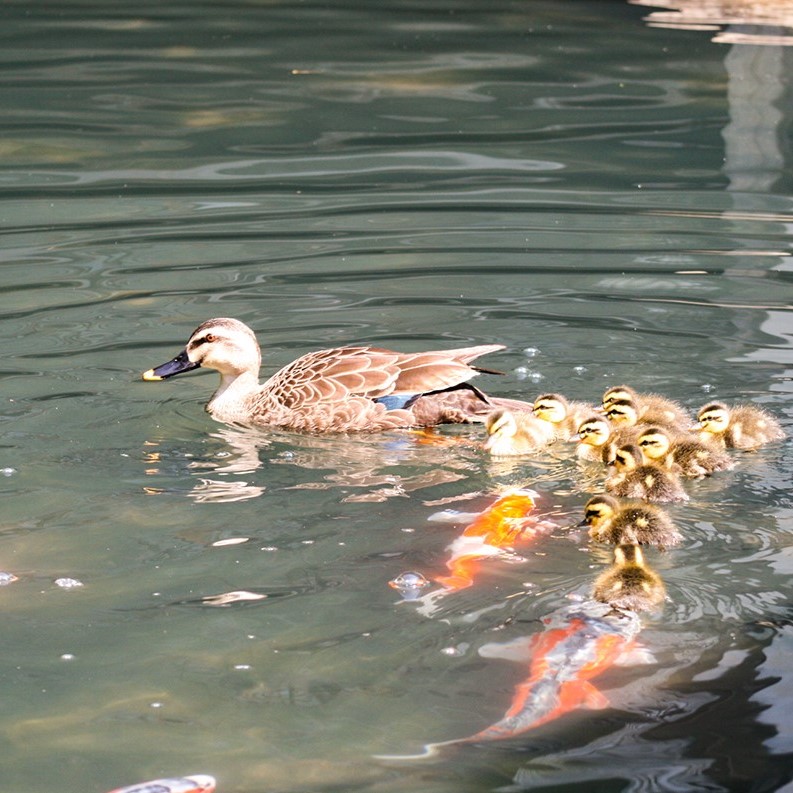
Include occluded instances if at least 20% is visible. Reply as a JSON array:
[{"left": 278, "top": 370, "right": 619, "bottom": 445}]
[
  {"left": 143, "top": 317, "right": 261, "bottom": 381},
  {"left": 532, "top": 393, "right": 570, "bottom": 424},
  {"left": 602, "top": 385, "right": 637, "bottom": 411},
  {"left": 485, "top": 409, "right": 518, "bottom": 440},
  {"left": 636, "top": 426, "right": 672, "bottom": 461},
  {"left": 576, "top": 415, "right": 612, "bottom": 447},
  {"left": 581, "top": 494, "right": 620, "bottom": 528},
  {"left": 697, "top": 402, "right": 730, "bottom": 434},
  {"left": 612, "top": 443, "right": 643, "bottom": 472},
  {"left": 606, "top": 399, "right": 639, "bottom": 427}
]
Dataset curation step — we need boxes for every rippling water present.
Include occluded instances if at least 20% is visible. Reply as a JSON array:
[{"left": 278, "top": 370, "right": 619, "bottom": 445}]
[{"left": 2, "top": 1, "right": 792, "bottom": 792}]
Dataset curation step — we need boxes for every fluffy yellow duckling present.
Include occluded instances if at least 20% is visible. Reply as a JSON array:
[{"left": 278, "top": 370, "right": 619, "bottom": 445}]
[
  {"left": 636, "top": 425, "right": 734, "bottom": 478},
  {"left": 606, "top": 443, "right": 689, "bottom": 503},
  {"left": 605, "top": 397, "right": 691, "bottom": 435},
  {"left": 483, "top": 408, "right": 556, "bottom": 456},
  {"left": 532, "top": 393, "right": 595, "bottom": 440},
  {"left": 592, "top": 544, "right": 666, "bottom": 613},
  {"left": 697, "top": 402, "right": 785, "bottom": 450},
  {"left": 602, "top": 385, "right": 691, "bottom": 427},
  {"left": 581, "top": 494, "right": 682, "bottom": 547},
  {"left": 575, "top": 415, "right": 641, "bottom": 465}
]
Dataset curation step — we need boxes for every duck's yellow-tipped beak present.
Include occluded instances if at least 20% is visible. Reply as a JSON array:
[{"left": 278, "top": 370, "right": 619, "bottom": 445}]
[{"left": 141, "top": 349, "right": 200, "bottom": 381}]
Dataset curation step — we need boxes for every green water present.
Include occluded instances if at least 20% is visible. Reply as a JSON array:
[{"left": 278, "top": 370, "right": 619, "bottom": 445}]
[{"left": 1, "top": 1, "right": 792, "bottom": 791}]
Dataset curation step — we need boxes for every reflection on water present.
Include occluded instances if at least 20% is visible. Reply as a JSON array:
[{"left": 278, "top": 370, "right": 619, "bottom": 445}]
[{"left": 632, "top": 0, "right": 793, "bottom": 44}]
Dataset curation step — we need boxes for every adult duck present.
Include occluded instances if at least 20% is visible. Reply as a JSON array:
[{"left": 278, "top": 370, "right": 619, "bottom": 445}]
[{"left": 142, "top": 317, "right": 531, "bottom": 432}]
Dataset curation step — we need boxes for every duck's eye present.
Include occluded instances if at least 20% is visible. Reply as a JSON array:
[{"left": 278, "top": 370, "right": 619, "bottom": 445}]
[{"left": 205, "top": 333, "right": 217, "bottom": 343}]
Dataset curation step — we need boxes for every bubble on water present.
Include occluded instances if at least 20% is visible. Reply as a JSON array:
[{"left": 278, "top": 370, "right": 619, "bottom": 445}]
[
  {"left": 1, "top": 467, "right": 16, "bottom": 476},
  {"left": 54, "top": 577, "right": 84, "bottom": 589},
  {"left": 60, "top": 653, "right": 75, "bottom": 661},
  {"left": 573, "top": 365, "right": 588, "bottom": 375},
  {"left": 389, "top": 571, "right": 430, "bottom": 590},
  {"left": 0, "top": 572, "right": 18, "bottom": 585},
  {"left": 701, "top": 383, "right": 715, "bottom": 393},
  {"left": 389, "top": 571, "right": 431, "bottom": 601},
  {"left": 523, "top": 347, "right": 540, "bottom": 358},
  {"left": 441, "top": 643, "right": 470, "bottom": 657}
]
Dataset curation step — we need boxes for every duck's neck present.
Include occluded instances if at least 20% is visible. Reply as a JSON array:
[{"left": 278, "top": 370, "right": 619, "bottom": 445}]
[{"left": 207, "top": 370, "right": 260, "bottom": 420}]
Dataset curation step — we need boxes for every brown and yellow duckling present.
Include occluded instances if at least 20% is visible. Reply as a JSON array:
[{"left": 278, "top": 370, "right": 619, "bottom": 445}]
[
  {"left": 581, "top": 494, "right": 682, "bottom": 547},
  {"left": 606, "top": 443, "right": 689, "bottom": 503},
  {"left": 483, "top": 408, "right": 556, "bottom": 456},
  {"left": 592, "top": 544, "right": 666, "bottom": 613},
  {"left": 636, "top": 425, "right": 734, "bottom": 478},
  {"left": 532, "top": 393, "right": 595, "bottom": 441},
  {"left": 575, "top": 415, "right": 641, "bottom": 465},
  {"left": 605, "top": 397, "right": 689, "bottom": 434},
  {"left": 697, "top": 402, "right": 785, "bottom": 450},
  {"left": 602, "top": 385, "right": 691, "bottom": 428}
]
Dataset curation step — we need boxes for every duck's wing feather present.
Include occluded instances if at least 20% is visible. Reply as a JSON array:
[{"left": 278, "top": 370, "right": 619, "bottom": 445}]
[
  {"left": 259, "top": 344, "right": 505, "bottom": 409},
  {"left": 390, "top": 344, "right": 504, "bottom": 394}
]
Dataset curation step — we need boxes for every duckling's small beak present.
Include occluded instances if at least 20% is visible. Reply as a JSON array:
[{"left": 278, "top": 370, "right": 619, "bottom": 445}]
[{"left": 142, "top": 349, "right": 200, "bottom": 381}]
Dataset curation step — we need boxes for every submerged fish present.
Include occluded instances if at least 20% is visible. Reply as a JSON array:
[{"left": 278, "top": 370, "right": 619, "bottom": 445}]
[
  {"left": 434, "top": 489, "right": 540, "bottom": 591},
  {"left": 376, "top": 602, "right": 647, "bottom": 760},
  {"left": 104, "top": 774, "right": 216, "bottom": 793}
]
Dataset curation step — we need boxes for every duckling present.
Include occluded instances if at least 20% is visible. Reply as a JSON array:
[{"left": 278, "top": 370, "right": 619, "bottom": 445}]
[
  {"left": 602, "top": 385, "right": 691, "bottom": 428},
  {"left": 604, "top": 397, "right": 690, "bottom": 435},
  {"left": 532, "top": 393, "right": 595, "bottom": 440},
  {"left": 575, "top": 415, "right": 641, "bottom": 465},
  {"left": 606, "top": 443, "right": 689, "bottom": 503},
  {"left": 697, "top": 402, "right": 785, "bottom": 450},
  {"left": 484, "top": 408, "right": 556, "bottom": 456},
  {"left": 141, "top": 317, "right": 537, "bottom": 432},
  {"left": 636, "top": 425, "right": 734, "bottom": 478},
  {"left": 592, "top": 544, "right": 666, "bottom": 613},
  {"left": 581, "top": 494, "right": 682, "bottom": 547}
]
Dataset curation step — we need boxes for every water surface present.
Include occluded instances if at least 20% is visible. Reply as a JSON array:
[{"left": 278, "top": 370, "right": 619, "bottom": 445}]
[{"left": 1, "top": 1, "right": 792, "bottom": 791}]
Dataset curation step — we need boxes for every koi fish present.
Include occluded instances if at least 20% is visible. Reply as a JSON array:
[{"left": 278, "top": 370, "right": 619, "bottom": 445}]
[
  {"left": 376, "top": 602, "right": 646, "bottom": 760},
  {"left": 434, "top": 489, "right": 540, "bottom": 591},
  {"left": 104, "top": 774, "right": 216, "bottom": 793}
]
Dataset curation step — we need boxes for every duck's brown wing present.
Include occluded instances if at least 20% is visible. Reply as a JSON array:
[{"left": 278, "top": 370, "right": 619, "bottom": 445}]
[{"left": 257, "top": 344, "right": 504, "bottom": 409}]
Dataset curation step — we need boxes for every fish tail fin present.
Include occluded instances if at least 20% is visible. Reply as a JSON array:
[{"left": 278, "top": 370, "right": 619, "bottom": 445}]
[{"left": 577, "top": 680, "right": 609, "bottom": 710}]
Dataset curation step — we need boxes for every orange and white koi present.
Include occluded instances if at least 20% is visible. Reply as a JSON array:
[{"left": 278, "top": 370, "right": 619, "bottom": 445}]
[
  {"left": 376, "top": 602, "right": 646, "bottom": 760},
  {"left": 434, "top": 489, "right": 540, "bottom": 591},
  {"left": 104, "top": 774, "right": 216, "bottom": 793}
]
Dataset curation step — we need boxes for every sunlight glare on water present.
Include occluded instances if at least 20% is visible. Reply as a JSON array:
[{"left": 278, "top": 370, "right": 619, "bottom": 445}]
[{"left": 0, "top": 1, "right": 792, "bottom": 792}]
